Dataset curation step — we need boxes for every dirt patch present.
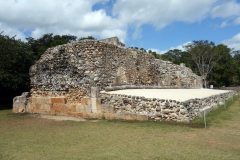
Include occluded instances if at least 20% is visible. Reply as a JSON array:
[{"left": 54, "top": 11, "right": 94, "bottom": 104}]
[{"left": 37, "top": 114, "right": 87, "bottom": 122}]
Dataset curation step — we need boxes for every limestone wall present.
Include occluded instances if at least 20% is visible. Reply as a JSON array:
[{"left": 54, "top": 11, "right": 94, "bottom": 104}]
[
  {"left": 13, "top": 88, "right": 237, "bottom": 122},
  {"left": 100, "top": 37, "right": 125, "bottom": 47},
  {"left": 100, "top": 90, "right": 236, "bottom": 122},
  {"left": 29, "top": 38, "right": 202, "bottom": 102},
  {"left": 13, "top": 37, "right": 207, "bottom": 121}
]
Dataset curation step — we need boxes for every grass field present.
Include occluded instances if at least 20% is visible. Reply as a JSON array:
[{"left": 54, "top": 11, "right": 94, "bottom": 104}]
[{"left": 0, "top": 98, "right": 240, "bottom": 160}]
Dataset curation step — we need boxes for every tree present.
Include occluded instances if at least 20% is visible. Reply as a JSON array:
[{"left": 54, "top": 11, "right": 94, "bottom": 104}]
[
  {"left": 78, "top": 36, "right": 96, "bottom": 41},
  {"left": 161, "top": 49, "right": 197, "bottom": 71},
  {"left": 148, "top": 49, "right": 159, "bottom": 59},
  {"left": 26, "top": 33, "right": 77, "bottom": 61},
  {"left": 207, "top": 44, "right": 239, "bottom": 87},
  {"left": 183, "top": 40, "right": 222, "bottom": 88},
  {"left": 0, "top": 32, "right": 34, "bottom": 103}
]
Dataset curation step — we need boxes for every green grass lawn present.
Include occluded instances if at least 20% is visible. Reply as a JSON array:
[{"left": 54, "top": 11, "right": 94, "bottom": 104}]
[{"left": 1, "top": 98, "right": 240, "bottom": 160}]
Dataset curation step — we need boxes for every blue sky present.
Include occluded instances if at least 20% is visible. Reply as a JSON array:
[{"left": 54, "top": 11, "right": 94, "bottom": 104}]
[{"left": 1, "top": 0, "right": 240, "bottom": 54}]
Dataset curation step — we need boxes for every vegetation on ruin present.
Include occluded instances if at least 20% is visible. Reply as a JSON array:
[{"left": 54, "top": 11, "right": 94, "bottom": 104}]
[
  {"left": 78, "top": 36, "right": 96, "bottom": 41},
  {"left": 1, "top": 98, "right": 240, "bottom": 159}
]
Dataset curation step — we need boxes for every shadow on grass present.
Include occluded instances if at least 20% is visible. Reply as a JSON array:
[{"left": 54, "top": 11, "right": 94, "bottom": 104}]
[
  {"left": 107, "top": 119, "right": 205, "bottom": 129},
  {"left": 0, "top": 109, "right": 32, "bottom": 120},
  {"left": 0, "top": 103, "right": 12, "bottom": 110}
]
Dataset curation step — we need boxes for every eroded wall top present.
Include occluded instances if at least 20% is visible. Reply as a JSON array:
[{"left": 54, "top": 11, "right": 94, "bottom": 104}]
[{"left": 29, "top": 38, "right": 202, "bottom": 98}]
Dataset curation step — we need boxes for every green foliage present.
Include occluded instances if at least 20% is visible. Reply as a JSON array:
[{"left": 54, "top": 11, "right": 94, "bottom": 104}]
[
  {"left": 161, "top": 49, "right": 198, "bottom": 72},
  {"left": 209, "top": 45, "right": 239, "bottom": 86},
  {"left": 162, "top": 41, "right": 240, "bottom": 87},
  {"left": 101, "top": 115, "right": 106, "bottom": 120},
  {"left": 26, "top": 33, "right": 77, "bottom": 61},
  {"left": 146, "top": 49, "right": 158, "bottom": 59},
  {"left": 78, "top": 36, "right": 96, "bottom": 41},
  {"left": 0, "top": 32, "right": 34, "bottom": 91}
]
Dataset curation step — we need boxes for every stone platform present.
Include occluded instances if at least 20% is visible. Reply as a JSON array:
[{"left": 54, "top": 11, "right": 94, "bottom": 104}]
[
  {"left": 101, "top": 88, "right": 231, "bottom": 101},
  {"left": 100, "top": 88, "right": 236, "bottom": 122}
]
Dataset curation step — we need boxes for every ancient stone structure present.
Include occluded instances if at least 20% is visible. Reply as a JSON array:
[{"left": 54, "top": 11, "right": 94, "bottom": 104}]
[
  {"left": 100, "top": 36, "right": 125, "bottom": 47},
  {"left": 100, "top": 90, "right": 236, "bottom": 122},
  {"left": 12, "top": 37, "right": 237, "bottom": 121}
]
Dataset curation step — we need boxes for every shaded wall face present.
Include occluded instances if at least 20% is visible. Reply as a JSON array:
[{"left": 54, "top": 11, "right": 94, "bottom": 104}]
[{"left": 29, "top": 40, "right": 202, "bottom": 99}]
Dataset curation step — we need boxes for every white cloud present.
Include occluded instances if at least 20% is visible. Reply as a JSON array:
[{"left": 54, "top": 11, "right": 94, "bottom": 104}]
[
  {"left": 0, "top": 22, "right": 26, "bottom": 40},
  {"left": 148, "top": 42, "right": 191, "bottom": 55},
  {"left": 211, "top": 0, "right": 240, "bottom": 18},
  {"left": 0, "top": 0, "right": 127, "bottom": 41},
  {"left": 113, "top": 0, "right": 218, "bottom": 37},
  {"left": 222, "top": 32, "right": 240, "bottom": 50},
  {"left": 220, "top": 21, "right": 229, "bottom": 27},
  {"left": 0, "top": 0, "right": 239, "bottom": 43},
  {"left": 211, "top": 0, "right": 240, "bottom": 27},
  {"left": 233, "top": 17, "right": 240, "bottom": 25}
]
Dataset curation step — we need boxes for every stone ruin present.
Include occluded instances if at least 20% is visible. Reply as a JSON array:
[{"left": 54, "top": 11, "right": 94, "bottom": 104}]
[
  {"left": 12, "top": 37, "right": 237, "bottom": 122},
  {"left": 100, "top": 36, "right": 125, "bottom": 47}
]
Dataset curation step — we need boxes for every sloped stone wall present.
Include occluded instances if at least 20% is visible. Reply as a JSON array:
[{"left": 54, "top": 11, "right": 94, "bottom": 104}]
[
  {"left": 29, "top": 38, "right": 202, "bottom": 101},
  {"left": 13, "top": 37, "right": 208, "bottom": 121}
]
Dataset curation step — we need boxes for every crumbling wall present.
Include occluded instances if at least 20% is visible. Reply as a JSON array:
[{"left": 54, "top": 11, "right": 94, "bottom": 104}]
[
  {"left": 29, "top": 38, "right": 202, "bottom": 101},
  {"left": 100, "top": 37, "right": 125, "bottom": 47},
  {"left": 13, "top": 37, "right": 207, "bottom": 121}
]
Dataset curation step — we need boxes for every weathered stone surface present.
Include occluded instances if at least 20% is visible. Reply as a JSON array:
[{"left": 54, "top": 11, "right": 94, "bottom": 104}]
[{"left": 13, "top": 37, "right": 238, "bottom": 122}]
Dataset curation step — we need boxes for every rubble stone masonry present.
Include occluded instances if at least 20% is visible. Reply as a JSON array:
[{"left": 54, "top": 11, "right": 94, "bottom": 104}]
[{"left": 13, "top": 37, "right": 237, "bottom": 121}]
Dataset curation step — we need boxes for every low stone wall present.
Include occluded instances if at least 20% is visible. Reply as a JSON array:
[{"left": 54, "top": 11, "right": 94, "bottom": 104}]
[
  {"left": 215, "top": 87, "right": 240, "bottom": 93},
  {"left": 13, "top": 88, "right": 237, "bottom": 122},
  {"left": 100, "top": 90, "right": 236, "bottom": 122}
]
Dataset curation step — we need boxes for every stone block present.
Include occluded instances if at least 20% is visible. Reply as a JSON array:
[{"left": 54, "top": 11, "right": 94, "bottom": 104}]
[
  {"left": 125, "top": 114, "right": 132, "bottom": 120},
  {"left": 91, "top": 98, "right": 98, "bottom": 113},
  {"left": 36, "top": 103, "right": 41, "bottom": 110},
  {"left": 91, "top": 87, "right": 99, "bottom": 98},
  {"left": 137, "top": 115, "right": 148, "bottom": 121},
  {"left": 57, "top": 97, "right": 67, "bottom": 104},
  {"left": 81, "top": 98, "right": 86, "bottom": 105},
  {"left": 86, "top": 104, "right": 92, "bottom": 113},
  {"left": 131, "top": 114, "right": 137, "bottom": 120},
  {"left": 36, "top": 97, "right": 42, "bottom": 103},
  {"left": 12, "top": 107, "right": 18, "bottom": 113},
  {"left": 52, "top": 103, "right": 59, "bottom": 111},
  {"left": 70, "top": 105, "right": 76, "bottom": 112},
  {"left": 43, "top": 104, "right": 51, "bottom": 111},
  {"left": 45, "top": 97, "right": 52, "bottom": 104},
  {"left": 51, "top": 98, "right": 57, "bottom": 104},
  {"left": 114, "top": 113, "right": 122, "bottom": 119},
  {"left": 32, "top": 97, "right": 37, "bottom": 104},
  {"left": 96, "top": 98, "right": 102, "bottom": 113}
]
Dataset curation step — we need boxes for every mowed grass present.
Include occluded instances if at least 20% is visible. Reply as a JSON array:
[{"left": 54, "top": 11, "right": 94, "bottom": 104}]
[{"left": 1, "top": 99, "right": 240, "bottom": 160}]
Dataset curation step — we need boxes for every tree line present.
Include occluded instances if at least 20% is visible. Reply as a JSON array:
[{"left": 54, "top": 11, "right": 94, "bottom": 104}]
[
  {"left": 1, "top": 32, "right": 239, "bottom": 105},
  {"left": 160, "top": 40, "right": 240, "bottom": 88}
]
